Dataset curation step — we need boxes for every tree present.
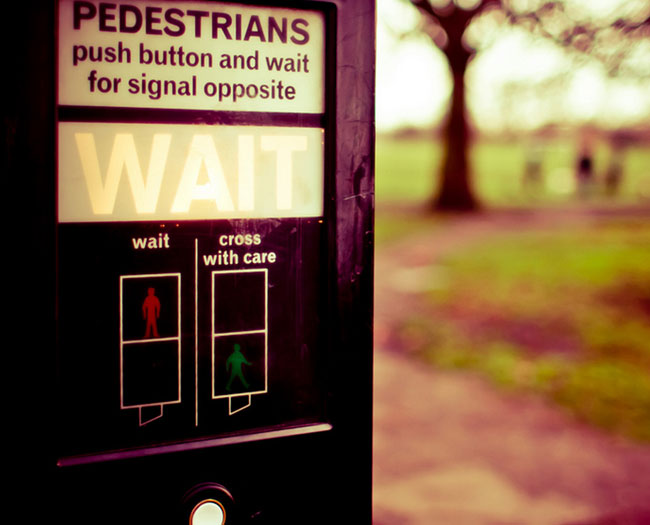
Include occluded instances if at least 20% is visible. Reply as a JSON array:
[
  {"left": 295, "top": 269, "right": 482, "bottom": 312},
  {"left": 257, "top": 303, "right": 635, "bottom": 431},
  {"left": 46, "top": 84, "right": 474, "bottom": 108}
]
[{"left": 403, "top": 0, "right": 650, "bottom": 211}]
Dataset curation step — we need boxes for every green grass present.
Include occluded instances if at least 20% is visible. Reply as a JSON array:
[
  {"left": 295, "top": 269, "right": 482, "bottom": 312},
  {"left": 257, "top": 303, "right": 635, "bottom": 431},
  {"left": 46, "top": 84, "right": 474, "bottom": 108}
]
[
  {"left": 375, "top": 136, "right": 441, "bottom": 203},
  {"left": 397, "top": 220, "right": 650, "bottom": 441},
  {"left": 375, "top": 134, "right": 650, "bottom": 208},
  {"left": 374, "top": 211, "right": 439, "bottom": 245}
]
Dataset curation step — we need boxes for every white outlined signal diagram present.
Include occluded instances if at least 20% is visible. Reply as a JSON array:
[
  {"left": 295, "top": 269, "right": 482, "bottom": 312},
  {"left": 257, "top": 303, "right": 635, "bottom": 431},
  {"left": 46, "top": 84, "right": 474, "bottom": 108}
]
[
  {"left": 118, "top": 247, "right": 270, "bottom": 428},
  {"left": 211, "top": 268, "right": 269, "bottom": 416},
  {"left": 119, "top": 273, "right": 182, "bottom": 426}
]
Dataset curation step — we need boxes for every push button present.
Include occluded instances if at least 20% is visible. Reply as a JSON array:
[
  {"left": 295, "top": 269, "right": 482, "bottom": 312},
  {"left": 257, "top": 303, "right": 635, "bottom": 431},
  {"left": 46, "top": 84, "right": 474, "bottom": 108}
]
[
  {"left": 189, "top": 499, "right": 226, "bottom": 525},
  {"left": 183, "top": 483, "right": 234, "bottom": 525}
]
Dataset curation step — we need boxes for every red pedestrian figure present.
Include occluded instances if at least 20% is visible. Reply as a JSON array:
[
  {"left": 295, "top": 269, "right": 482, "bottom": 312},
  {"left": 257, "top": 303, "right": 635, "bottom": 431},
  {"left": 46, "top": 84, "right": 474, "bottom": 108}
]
[{"left": 143, "top": 287, "right": 160, "bottom": 338}]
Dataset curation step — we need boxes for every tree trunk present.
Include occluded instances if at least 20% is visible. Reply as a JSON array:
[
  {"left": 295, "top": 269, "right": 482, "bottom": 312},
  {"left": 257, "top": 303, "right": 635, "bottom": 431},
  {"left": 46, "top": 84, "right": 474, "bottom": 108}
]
[{"left": 432, "top": 57, "right": 479, "bottom": 211}]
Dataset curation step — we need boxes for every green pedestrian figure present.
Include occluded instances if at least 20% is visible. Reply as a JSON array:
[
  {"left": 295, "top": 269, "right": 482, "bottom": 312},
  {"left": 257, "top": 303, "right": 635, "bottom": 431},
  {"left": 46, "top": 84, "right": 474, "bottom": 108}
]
[{"left": 226, "top": 343, "right": 251, "bottom": 392}]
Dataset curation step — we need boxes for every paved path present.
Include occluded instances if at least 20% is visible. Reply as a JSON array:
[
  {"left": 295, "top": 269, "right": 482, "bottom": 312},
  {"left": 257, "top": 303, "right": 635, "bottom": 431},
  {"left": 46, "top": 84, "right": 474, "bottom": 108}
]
[{"left": 372, "top": 208, "right": 650, "bottom": 525}]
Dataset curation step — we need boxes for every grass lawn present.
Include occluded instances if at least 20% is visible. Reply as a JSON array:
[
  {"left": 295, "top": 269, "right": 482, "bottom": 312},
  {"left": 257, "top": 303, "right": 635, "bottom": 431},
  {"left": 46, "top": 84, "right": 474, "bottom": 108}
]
[
  {"left": 376, "top": 134, "right": 650, "bottom": 208},
  {"left": 376, "top": 135, "right": 650, "bottom": 441},
  {"left": 407, "top": 220, "right": 650, "bottom": 441}
]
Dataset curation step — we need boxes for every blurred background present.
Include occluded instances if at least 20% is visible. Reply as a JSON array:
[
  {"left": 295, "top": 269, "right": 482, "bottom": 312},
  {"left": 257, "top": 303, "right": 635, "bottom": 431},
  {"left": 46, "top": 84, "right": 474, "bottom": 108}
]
[{"left": 372, "top": 0, "right": 650, "bottom": 523}]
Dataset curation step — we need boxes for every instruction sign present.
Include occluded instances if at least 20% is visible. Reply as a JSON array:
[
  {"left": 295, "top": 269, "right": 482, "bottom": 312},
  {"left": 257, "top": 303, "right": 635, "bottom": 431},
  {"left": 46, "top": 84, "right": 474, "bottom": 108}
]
[
  {"left": 56, "top": 0, "right": 330, "bottom": 463},
  {"left": 58, "top": 0, "right": 325, "bottom": 112}
]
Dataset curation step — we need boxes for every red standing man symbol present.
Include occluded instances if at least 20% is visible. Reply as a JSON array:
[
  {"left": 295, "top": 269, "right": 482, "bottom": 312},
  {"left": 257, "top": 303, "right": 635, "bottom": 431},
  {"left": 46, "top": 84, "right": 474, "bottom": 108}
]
[{"left": 143, "top": 287, "right": 161, "bottom": 338}]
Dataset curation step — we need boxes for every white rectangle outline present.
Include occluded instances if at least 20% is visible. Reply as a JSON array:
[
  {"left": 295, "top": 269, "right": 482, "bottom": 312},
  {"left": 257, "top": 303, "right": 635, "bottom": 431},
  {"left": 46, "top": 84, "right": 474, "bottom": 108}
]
[
  {"left": 119, "top": 273, "right": 182, "bottom": 410},
  {"left": 211, "top": 269, "right": 269, "bottom": 400}
]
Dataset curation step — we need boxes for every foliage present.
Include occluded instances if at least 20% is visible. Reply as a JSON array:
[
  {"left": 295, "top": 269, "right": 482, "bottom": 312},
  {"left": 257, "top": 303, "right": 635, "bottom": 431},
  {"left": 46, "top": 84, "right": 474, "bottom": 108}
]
[
  {"left": 407, "top": 0, "right": 650, "bottom": 75},
  {"left": 391, "top": 0, "right": 650, "bottom": 210}
]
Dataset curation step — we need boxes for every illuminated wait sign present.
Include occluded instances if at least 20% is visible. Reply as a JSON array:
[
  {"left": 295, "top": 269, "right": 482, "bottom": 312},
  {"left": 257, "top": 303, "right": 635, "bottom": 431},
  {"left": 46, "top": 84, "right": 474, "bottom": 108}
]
[{"left": 58, "top": 123, "right": 324, "bottom": 222}]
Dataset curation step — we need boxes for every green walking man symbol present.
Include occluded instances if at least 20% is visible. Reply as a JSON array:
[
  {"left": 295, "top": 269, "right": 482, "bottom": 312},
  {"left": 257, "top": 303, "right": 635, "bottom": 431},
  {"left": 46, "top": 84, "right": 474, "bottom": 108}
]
[{"left": 226, "top": 343, "right": 251, "bottom": 392}]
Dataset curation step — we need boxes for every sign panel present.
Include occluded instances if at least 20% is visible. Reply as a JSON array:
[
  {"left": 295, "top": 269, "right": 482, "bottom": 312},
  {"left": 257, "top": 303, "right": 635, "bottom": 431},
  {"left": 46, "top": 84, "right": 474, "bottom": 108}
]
[
  {"left": 57, "top": 220, "right": 328, "bottom": 458},
  {"left": 58, "top": 122, "right": 324, "bottom": 222},
  {"left": 56, "top": 0, "right": 330, "bottom": 462},
  {"left": 58, "top": 0, "right": 325, "bottom": 112}
]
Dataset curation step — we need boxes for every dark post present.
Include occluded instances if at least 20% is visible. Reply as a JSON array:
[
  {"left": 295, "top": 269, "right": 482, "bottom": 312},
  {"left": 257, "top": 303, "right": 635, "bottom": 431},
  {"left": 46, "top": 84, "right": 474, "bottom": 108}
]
[{"left": 9, "top": 1, "right": 374, "bottom": 523}]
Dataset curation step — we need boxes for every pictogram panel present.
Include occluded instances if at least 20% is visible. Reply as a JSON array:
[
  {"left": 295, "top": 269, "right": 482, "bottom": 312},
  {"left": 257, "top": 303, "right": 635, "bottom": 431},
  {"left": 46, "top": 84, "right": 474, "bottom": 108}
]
[
  {"left": 120, "top": 273, "right": 181, "bottom": 425},
  {"left": 211, "top": 269, "right": 268, "bottom": 415}
]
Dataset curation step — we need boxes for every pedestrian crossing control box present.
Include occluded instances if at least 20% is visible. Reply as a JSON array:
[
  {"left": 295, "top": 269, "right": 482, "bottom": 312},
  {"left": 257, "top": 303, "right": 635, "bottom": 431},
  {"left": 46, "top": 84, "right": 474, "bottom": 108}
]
[{"left": 31, "top": 0, "right": 376, "bottom": 523}]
